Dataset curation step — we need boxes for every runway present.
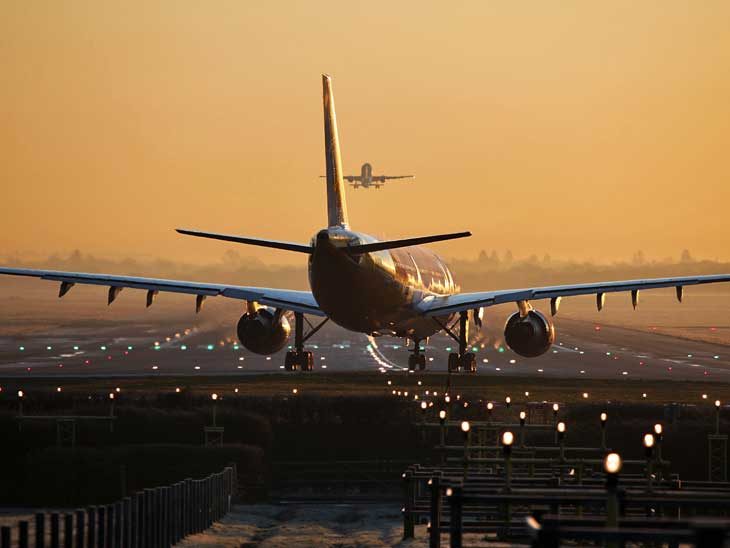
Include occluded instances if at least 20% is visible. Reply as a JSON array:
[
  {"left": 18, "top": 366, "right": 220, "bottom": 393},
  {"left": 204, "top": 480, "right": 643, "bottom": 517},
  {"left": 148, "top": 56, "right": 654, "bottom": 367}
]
[{"left": 0, "top": 312, "right": 727, "bottom": 381}]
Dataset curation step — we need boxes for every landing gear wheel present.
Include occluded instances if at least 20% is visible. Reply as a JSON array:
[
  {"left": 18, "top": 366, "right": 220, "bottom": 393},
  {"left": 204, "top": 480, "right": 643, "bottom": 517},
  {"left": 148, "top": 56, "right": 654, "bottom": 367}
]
[
  {"left": 461, "top": 352, "right": 477, "bottom": 373},
  {"left": 448, "top": 353, "right": 460, "bottom": 373},
  {"left": 285, "top": 350, "right": 314, "bottom": 372},
  {"left": 284, "top": 351, "right": 299, "bottom": 371}
]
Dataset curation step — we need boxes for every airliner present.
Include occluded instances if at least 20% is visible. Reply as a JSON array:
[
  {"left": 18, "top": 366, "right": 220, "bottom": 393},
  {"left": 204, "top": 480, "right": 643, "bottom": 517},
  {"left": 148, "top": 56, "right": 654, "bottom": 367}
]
[
  {"left": 2, "top": 75, "right": 729, "bottom": 372},
  {"left": 321, "top": 162, "right": 414, "bottom": 189}
]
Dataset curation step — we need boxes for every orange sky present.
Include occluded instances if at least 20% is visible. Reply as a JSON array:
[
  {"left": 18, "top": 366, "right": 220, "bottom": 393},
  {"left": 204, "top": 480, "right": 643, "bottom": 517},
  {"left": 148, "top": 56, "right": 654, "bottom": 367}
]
[{"left": 2, "top": 1, "right": 729, "bottom": 266}]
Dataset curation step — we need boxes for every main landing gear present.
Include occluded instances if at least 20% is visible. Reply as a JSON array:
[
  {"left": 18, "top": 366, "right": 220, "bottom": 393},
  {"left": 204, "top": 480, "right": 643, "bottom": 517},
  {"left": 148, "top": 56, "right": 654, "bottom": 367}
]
[
  {"left": 436, "top": 311, "right": 477, "bottom": 373},
  {"left": 284, "top": 312, "right": 328, "bottom": 372},
  {"left": 407, "top": 340, "right": 427, "bottom": 372}
]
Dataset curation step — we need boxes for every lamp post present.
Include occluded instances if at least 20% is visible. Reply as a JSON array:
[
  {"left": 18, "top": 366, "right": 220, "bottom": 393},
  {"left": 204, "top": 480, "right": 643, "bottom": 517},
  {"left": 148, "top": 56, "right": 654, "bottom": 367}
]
[
  {"left": 715, "top": 400, "right": 722, "bottom": 435},
  {"left": 108, "top": 392, "right": 116, "bottom": 433},
  {"left": 17, "top": 390, "right": 24, "bottom": 432},
  {"left": 552, "top": 403, "right": 559, "bottom": 444},
  {"left": 211, "top": 393, "right": 219, "bottom": 427},
  {"left": 600, "top": 412, "right": 608, "bottom": 450},
  {"left": 505, "top": 396, "right": 511, "bottom": 409},
  {"left": 439, "top": 410, "right": 447, "bottom": 463},
  {"left": 653, "top": 423, "right": 664, "bottom": 470},
  {"left": 604, "top": 452, "right": 622, "bottom": 529},
  {"left": 519, "top": 411, "right": 527, "bottom": 448},
  {"left": 643, "top": 433, "right": 655, "bottom": 492},
  {"left": 557, "top": 422, "right": 567, "bottom": 480},
  {"left": 486, "top": 402, "right": 494, "bottom": 423},
  {"left": 461, "top": 421, "right": 471, "bottom": 475},
  {"left": 502, "top": 431, "right": 514, "bottom": 492}
]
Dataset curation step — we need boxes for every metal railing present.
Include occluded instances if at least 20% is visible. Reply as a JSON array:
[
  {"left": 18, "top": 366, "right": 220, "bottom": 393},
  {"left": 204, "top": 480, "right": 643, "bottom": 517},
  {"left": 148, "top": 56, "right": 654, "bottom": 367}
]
[{"left": 0, "top": 465, "right": 236, "bottom": 548}]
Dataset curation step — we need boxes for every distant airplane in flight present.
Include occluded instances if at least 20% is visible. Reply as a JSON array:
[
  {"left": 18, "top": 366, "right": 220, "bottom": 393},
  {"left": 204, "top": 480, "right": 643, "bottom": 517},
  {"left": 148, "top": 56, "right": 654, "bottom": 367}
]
[
  {"left": 2, "top": 75, "right": 729, "bottom": 373},
  {"left": 321, "top": 162, "right": 414, "bottom": 189}
]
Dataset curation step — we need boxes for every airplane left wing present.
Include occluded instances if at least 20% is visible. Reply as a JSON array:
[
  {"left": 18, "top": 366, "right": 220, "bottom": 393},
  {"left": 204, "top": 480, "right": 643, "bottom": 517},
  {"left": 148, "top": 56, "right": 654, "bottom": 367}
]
[
  {"left": 0, "top": 267, "right": 324, "bottom": 316},
  {"left": 416, "top": 274, "right": 730, "bottom": 316}
]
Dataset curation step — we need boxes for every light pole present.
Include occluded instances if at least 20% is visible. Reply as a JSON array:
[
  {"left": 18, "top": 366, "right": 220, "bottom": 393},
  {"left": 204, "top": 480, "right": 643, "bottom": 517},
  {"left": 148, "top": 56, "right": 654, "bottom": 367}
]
[
  {"left": 557, "top": 421, "right": 566, "bottom": 480},
  {"left": 211, "top": 393, "right": 219, "bottom": 427},
  {"left": 439, "top": 410, "right": 447, "bottom": 463},
  {"left": 519, "top": 411, "right": 527, "bottom": 448},
  {"left": 461, "top": 421, "right": 471, "bottom": 475},
  {"left": 486, "top": 402, "right": 494, "bottom": 423},
  {"left": 505, "top": 396, "right": 511, "bottom": 409},
  {"left": 108, "top": 392, "right": 116, "bottom": 432},
  {"left": 604, "top": 452, "right": 622, "bottom": 529},
  {"left": 643, "top": 433, "right": 655, "bottom": 492},
  {"left": 552, "top": 403, "right": 559, "bottom": 444},
  {"left": 600, "top": 412, "right": 608, "bottom": 450},
  {"left": 17, "top": 390, "right": 24, "bottom": 431},
  {"left": 653, "top": 423, "right": 664, "bottom": 469},
  {"left": 501, "top": 431, "right": 514, "bottom": 492},
  {"left": 715, "top": 400, "right": 722, "bottom": 435}
]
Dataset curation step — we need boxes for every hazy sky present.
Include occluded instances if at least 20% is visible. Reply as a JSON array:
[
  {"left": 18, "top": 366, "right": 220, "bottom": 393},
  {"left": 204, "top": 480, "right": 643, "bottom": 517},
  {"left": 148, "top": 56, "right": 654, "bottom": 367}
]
[{"left": 2, "top": 1, "right": 729, "bottom": 266}]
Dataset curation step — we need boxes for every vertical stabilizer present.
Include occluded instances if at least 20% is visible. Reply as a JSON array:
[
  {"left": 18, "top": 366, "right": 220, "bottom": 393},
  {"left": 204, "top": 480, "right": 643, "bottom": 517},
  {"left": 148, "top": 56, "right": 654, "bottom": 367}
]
[{"left": 322, "top": 74, "right": 349, "bottom": 228}]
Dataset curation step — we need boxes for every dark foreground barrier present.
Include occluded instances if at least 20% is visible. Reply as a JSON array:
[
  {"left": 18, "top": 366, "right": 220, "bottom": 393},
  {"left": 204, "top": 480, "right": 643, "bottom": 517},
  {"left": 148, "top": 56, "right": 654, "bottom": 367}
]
[{"left": 0, "top": 465, "right": 236, "bottom": 548}]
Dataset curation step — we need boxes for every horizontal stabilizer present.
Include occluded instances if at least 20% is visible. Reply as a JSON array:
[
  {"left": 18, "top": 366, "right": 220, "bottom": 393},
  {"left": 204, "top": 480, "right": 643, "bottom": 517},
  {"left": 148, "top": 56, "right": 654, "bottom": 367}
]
[
  {"left": 347, "top": 231, "right": 471, "bottom": 254},
  {"left": 176, "top": 229, "right": 313, "bottom": 254}
]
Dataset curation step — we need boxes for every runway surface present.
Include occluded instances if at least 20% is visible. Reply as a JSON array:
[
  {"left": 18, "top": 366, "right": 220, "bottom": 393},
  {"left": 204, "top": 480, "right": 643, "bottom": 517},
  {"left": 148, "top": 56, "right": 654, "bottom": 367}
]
[{"left": 0, "top": 311, "right": 728, "bottom": 381}]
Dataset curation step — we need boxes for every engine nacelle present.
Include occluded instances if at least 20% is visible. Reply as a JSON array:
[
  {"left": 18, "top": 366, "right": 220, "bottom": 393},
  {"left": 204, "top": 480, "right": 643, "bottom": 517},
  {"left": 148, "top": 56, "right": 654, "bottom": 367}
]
[
  {"left": 503, "top": 309, "right": 556, "bottom": 358},
  {"left": 237, "top": 307, "right": 291, "bottom": 355}
]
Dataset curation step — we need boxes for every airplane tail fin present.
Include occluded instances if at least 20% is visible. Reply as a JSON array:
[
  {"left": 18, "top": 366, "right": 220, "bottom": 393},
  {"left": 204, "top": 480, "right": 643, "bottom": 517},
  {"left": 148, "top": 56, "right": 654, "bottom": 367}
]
[{"left": 322, "top": 74, "right": 349, "bottom": 228}]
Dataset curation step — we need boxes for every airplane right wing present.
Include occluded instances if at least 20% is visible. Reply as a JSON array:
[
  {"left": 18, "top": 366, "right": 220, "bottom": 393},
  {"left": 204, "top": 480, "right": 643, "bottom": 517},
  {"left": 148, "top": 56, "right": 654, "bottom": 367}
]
[{"left": 416, "top": 274, "right": 730, "bottom": 316}]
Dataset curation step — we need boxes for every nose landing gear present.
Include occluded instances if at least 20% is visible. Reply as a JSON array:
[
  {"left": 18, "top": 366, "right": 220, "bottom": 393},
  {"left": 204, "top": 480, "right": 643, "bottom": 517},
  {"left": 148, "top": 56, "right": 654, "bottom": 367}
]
[{"left": 284, "top": 312, "right": 328, "bottom": 372}]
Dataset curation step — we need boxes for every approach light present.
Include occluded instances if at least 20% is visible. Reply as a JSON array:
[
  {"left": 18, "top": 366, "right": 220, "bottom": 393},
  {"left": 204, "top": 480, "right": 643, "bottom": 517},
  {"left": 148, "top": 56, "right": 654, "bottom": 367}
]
[
  {"left": 501, "top": 431, "right": 514, "bottom": 447},
  {"left": 604, "top": 452, "right": 622, "bottom": 475}
]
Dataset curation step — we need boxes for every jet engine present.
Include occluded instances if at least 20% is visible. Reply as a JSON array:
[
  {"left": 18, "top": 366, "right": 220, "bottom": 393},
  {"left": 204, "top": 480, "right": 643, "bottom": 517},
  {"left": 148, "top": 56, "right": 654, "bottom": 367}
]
[
  {"left": 237, "top": 307, "right": 291, "bottom": 355},
  {"left": 503, "top": 309, "right": 555, "bottom": 358}
]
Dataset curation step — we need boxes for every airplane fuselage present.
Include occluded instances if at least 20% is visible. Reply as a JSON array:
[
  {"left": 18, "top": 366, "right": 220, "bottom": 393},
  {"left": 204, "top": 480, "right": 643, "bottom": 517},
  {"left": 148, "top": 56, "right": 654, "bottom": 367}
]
[{"left": 308, "top": 227, "right": 456, "bottom": 339}]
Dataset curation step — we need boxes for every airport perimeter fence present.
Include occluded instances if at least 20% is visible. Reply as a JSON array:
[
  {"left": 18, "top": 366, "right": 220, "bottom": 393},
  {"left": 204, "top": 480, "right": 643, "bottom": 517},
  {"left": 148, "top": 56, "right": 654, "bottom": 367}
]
[{"left": 0, "top": 465, "right": 236, "bottom": 548}]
